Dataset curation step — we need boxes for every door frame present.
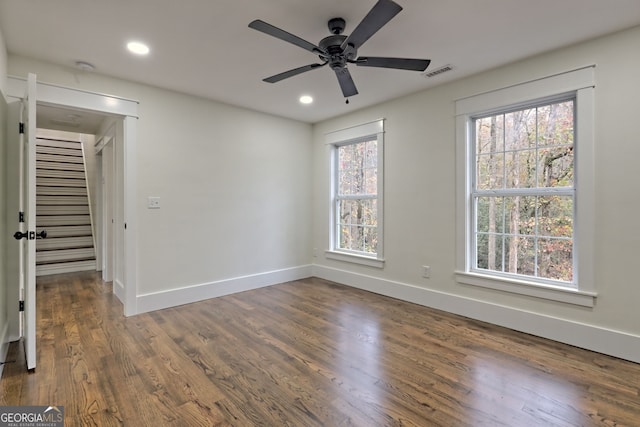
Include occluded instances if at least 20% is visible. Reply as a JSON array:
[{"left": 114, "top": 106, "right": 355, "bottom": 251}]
[
  {"left": 96, "top": 130, "right": 115, "bottom": 284},
  {"left": 6, "top": 76, "right": 139, "bottom": 317}
]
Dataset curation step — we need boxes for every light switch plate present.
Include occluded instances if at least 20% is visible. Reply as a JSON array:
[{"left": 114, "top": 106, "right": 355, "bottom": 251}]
[{"left": 148, "top": 197, "right": 160, "bottom": 209}]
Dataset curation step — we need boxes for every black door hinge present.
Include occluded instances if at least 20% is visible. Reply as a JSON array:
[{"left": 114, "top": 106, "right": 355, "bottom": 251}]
[
  {"left": 19, "top": 122, "right": 24, "bottom": 134},
  {"left": 19, "top": 301, "right": 24, "bottom": 312},
  {"left": 19, "top": 211, "right": 24, "bottom": 223}
]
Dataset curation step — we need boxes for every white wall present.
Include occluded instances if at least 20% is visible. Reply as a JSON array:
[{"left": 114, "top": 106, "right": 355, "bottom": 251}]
[
  {"left": 8, "top": 55, "right": 313, "bottom": 310},
  {"left": 0, "top": 25, "right": 7, "bottom": 93},
  {"left": 311, "top": 26, "right": 640, "bottom": 362},
  {"left": 0, "top": 20, "right": 9, "bottom": 373}
]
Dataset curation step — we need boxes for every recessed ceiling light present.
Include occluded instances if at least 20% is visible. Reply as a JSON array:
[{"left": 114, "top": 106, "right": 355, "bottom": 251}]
[
  {"left": 127, "top": 41, "right": 150, "bottom": 55},
  {"left": 299, "top": 95, "right": 313, "bottom": 104}
]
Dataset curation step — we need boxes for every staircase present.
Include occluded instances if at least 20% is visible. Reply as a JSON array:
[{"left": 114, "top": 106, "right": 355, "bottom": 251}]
[{"left": 35, "top": 137, "right": 96, "bottom": 276}]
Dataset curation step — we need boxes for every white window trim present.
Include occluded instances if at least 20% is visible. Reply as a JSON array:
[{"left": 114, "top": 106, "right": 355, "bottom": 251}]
[
  {"left": 326, "top": 119, "right": 385, "bottom": 268},
  {"left": 455, "top": 67, "right": 596, "bottom": 307}
]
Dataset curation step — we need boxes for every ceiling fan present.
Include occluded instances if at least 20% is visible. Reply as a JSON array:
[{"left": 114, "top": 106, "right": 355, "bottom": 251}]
[{"left": 248, "top": 0, "right": 430, "bottom": 100}]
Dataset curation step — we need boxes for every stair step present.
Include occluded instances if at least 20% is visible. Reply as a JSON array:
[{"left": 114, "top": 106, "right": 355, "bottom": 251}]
[
  {"left": 36, "top": 145, "right": 83, "bottom": 157},
  {"left": 37, "top": 215, "right": 91, "bottom": 227},
  {"left": 40, "top": 225, "right": 93, "bottom": 238},
  {"left": 37, "top": 236, "right": 94, "bottom": 251},
  {"left": 36, "top": 260, "right": 97, "bottom": 277},
  {"left": 37, "top": 139, "right": 82, "bottom": 150},
  {"left": 37, "top": 195, "right": 89, "bottom": 206},
  {"left": 36, "top": 153, "right": 85, "bottom": 164},
  {"left": 36, "top": 247, "right": 96, "bottom": 263},
  {"left": 37, "top": 186, "right": 87, "bottom": 196},
  {"left": 35, "top": 161, "right": 85, "bottom": 172},
  {"left": 36, "top": 169, "right": 86, "bottom": 180}
]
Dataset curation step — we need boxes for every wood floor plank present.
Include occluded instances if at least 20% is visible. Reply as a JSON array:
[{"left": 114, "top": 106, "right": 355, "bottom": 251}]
[{"left": 1, "top": 272, "right": 639, "bottom": 426}]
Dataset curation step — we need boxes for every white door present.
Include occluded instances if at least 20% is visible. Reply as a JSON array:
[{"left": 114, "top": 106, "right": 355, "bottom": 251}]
[{"left": 18, "top": 73, "right": 38, "bottom": 370}]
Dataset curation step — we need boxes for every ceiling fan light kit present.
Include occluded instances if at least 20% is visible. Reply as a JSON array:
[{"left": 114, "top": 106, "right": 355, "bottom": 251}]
[{"left": 249, "top": 0, "right": 430, "bottom": 100}]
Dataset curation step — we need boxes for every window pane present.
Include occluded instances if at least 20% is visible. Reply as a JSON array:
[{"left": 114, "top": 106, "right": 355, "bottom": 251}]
[
  {"left": 538, "top": 100, "right": 574, "bottom": 147},
  {"left": 476, "top": 153, "right": 504, "bottom": 190},
  {"left": 537, "top": 146, "right": 574, "bottom": 188},
  {"left": 339, "top": 144, "right": 355, "bottom": 169},
  {"left": 476, "top": 196, "right": 504, "bottom": 233},
  {"left": 338, "top": 199, "right": 356, "bottom": 225},
  {"left": 505, "top": 108, "right": 535, "bottom": 151},
  {"left": 537, "top": 238, "right": 573, "bottom": 282},
  {"left": 364, "top": 226, "right": 377, "bottom": 254},
  {"left": 503, "top": 236, "right": 535, "bottom": 276},
  {"left": 363, "top": 199, "right": 377, "bottom": 226},
  {"left": 339, "top": 225, "right": 351, "bottom": 249},
  {"left": 476, "top": 233, "right": 504, "bottom": 272},
  {"left": 504, "top": 196, "right": 536, "bottom": 236},
  {"left": 505, "top": 149, "right": 537, "bottom": 189},
  {"left": 365, "top": 140, "right": 377, "bottom": 167},
  {"left": 338, "top": 170, "right": 354, "bottom": 195},
  {"left": 538, "top": 196, "right": 573, "bottom": 238},
  {"left": 476, "top": 115, "right": 504, "bottom": 155},
  {"left": 365, "top": 168, "right": 377, "bottom": 194}
]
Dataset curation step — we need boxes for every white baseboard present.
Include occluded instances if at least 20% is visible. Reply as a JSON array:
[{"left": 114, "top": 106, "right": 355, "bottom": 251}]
[
  {"left": 312, "top": 265, "right": 640, "bottom": 364},
  {"left": 0, "top": 322, "right": 10, "bottom": 380},
  {"left": 136, "top": 265, "right": 313, "bottom": 314},
  {"left": 113, "top": 279, "right": 125, "bottom": 305}
]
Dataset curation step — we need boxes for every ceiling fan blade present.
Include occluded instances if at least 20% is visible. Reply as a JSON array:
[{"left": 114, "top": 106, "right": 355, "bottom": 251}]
[
  {"left": 249, "top": 20, "right": 323, "bottom": 54},
  {"left": 356, "top": 57, "right": 431, "bottom": 71},
  {"left": 341, "top": 0, "right": 402, "bottom": 51},
  {"left": 334, "top": 68, "right": 358, "bottom": 98},
  {"left": 263, "top": 63, "right": 327, "bottom": 83}
]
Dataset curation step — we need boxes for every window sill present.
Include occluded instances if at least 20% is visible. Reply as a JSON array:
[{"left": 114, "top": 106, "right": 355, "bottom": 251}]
[
  {"left": 455, "top": 271, "right": 597, "bottom": 307},
  {"left": 325, "top": 250, "right": 385, "bottom": 268}
]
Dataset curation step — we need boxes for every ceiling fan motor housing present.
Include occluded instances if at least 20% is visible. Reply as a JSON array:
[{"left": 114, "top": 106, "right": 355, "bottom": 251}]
[
  {"left": 319, "top": 31, "right": 354, "bottom": 70},
  {"left": 328, "top": 17, "right": 346, "bottom": 34}
]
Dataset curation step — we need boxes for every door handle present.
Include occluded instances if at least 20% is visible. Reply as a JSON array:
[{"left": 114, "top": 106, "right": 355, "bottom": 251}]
[
  {"left": 13, "top": 231, "right": 28, "bottom": 240},
  {"left": 13, "top": 230, "right": 47, "bottom": 240}
]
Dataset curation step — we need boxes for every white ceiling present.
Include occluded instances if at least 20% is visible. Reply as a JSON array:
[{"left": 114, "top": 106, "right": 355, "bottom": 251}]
[{"left": 1, "top": 0, "right": 640, "bottom": 125}]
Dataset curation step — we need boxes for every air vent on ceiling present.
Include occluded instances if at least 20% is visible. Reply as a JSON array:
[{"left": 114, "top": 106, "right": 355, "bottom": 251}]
[{"left": 424, "top": 64, "right": 453, "bottom": 78}]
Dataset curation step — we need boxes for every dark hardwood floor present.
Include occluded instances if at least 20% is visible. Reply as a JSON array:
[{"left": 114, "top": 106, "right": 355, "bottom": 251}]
[{"left": 1, "top": 272, "right": 639, "bottom": 426}]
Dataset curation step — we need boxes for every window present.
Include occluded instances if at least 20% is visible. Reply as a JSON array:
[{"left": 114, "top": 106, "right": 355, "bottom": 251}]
[
  {"left": 455, "top": 67, "right": 596, "bottom": 306},
  {"left": 473, "top": 98, "right": 575, "bottom": 283},
  {"left": 326, "top": 119, "right": 384, "bottom": 267}
]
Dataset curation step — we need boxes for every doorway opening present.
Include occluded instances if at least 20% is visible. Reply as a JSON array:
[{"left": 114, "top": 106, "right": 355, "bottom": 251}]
[{"left": 34, "top": 106, "right": 119, "bottom": 284}]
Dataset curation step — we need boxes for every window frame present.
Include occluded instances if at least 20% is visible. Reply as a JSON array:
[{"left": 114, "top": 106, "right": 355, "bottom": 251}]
[
  {"left": 326, "top": 119, "right": 385, "bottom": 268},
  {"left": 455, "top": 67, "right": 596, "bottom": 307}
]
